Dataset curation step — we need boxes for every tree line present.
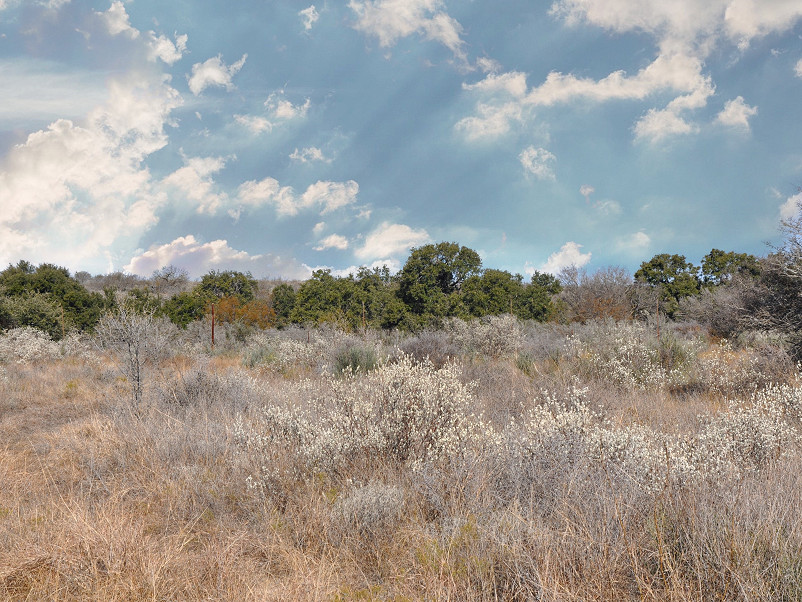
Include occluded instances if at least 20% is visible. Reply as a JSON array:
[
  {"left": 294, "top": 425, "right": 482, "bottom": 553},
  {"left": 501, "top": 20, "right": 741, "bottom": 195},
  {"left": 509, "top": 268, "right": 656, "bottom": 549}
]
[{"left": 3, "top": 239, "right": 802, "bottom": 353}]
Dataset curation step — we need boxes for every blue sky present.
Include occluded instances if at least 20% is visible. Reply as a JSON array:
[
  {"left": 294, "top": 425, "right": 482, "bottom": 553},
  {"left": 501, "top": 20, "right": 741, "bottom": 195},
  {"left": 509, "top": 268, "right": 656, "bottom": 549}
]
[{"left": 1, "top": 0, "right": 802, "bottom": 280}]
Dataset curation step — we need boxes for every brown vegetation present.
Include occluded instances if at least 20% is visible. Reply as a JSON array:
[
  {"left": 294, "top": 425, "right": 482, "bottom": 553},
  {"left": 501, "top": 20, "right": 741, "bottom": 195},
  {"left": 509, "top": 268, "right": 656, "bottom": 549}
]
[{"left": 2, "top": 318, "right": 802, "bottom": 600}]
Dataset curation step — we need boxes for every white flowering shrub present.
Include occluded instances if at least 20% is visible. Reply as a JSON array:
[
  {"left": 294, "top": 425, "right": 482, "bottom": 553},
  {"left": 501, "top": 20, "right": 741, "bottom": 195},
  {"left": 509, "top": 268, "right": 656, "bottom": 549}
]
[
  {"left": 235, "top": 353, "right": 478, "bottom": 492},
  {"left": 333, "top": 482, "right": 406, "bottom": 539},
  {"left": 695, "top": 340, "right": 790, "bottom": 397},
  {"left": 0, "top": 326, "right": 60, "bottom": 363},
  {"left": 690, "top": 399, "right": 799, "bottom": 482},
  {"left": 566, "top": 321, "right": 699, "bottom": 390},
  {"left": 244, "top": 332, "right": 326, "bottom": 372},
  {"left": 447, "top": 315, "right": 523, "bottom": 358}
]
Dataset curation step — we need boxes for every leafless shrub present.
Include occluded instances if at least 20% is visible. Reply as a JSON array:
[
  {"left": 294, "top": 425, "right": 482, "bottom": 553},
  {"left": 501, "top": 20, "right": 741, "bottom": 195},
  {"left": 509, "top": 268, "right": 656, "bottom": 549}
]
[
  {"left": 95, "top": 307, "right": 175, "bottom": 409},
  {"left": 558, "top": 265, "right": 638, "bottom": 322}
]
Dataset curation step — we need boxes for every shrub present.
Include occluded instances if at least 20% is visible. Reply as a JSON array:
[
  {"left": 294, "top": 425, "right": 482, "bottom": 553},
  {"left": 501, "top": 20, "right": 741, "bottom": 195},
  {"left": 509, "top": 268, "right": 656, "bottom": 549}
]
[
  {"left": 0, "top": 326, "right": 60, "bottom": 364},
  {"left": 235, "top": 353, "right": 478, "bottom": 492},
  {"left": 95, "top": 307, "right": 175, "bottom": 409},
  {"left": 333, "top": 343, "right": 379, "bottom": 375}
]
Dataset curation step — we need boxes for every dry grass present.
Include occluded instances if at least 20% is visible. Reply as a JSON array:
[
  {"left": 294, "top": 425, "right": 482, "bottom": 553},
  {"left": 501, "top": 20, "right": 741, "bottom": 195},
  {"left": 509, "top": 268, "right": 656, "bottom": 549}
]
[{"left": 2, "top": 320, "right": 802, "bottom": 600}]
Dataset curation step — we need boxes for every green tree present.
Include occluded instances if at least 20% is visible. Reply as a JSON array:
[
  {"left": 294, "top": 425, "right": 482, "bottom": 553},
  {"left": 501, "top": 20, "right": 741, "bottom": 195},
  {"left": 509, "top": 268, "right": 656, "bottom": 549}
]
[
  {"left": 270, "top": 283, "right": 297, "bottom": 328},
  {"left": 291, "top": 269, "right": 353, "bottom": 327},
  {"left": 162, "top": 292, "right": 206, "bottom": 328},
  {"left": 0, "top": 261, "right": 107, "bottom": 336},
  {"left": 398, "top": 242, "right": 482, "bottom": 323},
  {"left": 195, "top": 270, "right": 258, "bottom": 304},
  {"left": 634, "top": 254, "right": 700, "bottom": 318},
  {"left": 519, "top": 271, "right": 562, "bottom": 321},
  {"left": 701, "top": 249, "right": 760, "bottom": 286}
]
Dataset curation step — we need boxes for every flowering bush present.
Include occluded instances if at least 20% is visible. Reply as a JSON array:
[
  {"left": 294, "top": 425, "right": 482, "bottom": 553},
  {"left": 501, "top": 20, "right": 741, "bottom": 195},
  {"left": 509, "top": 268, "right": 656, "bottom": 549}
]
[
  {"left": 235, "top": 353, "right": 478, "bottom": 493},
  {"left": 0, "top": 326, "right": 60, "bottom": 363},
  {"left": 447, "top": 314, "right": 523, "bottom": 358}
]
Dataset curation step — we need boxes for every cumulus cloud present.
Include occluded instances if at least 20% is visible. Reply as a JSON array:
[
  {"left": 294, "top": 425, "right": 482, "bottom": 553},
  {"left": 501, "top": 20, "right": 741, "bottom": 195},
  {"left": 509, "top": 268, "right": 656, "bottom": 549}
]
[
  {"left": 233, "top": 178, "right": 359, "bottom": 217},
  {"left": 124, "top": 235, "right": 313, "bottom": 280},
  {"left": 349, "top": 0, "right": 467, "bottom": 62},
  {"left": 634, "top": 106, "right": 698, "bottom": 142},
  {"left": 460, "top": 51, "right": 715, "bottom": 143},
  {"left": 540, "top": 241, "right": 592, "bottom": 274},
  {"left": 455, "top": 102, "right": 525, "bottom": 140},
  {"left": 780, "top": 191, "right": 802, "bottom": 220},
  {"left": 234, "top": 114, "right": 273, "bottom": 134},
  {"left": 147, "top": 31, "right": 188, "bottom": 65},
  {"left": 161, "top": 155, "right": 229, "bottom": 215},
  {"left": 313, "top": 234, "right": 349, "bottom": 251},
  {"left": 237, "top": 177, "right": 297, "bottom": 216},
  {"left": 290, "top": 146, "right": 331, "bottom": 163},
  {"left": 458, "top": 0, "right": 802, "bottom": 143},
  {"left": 519, "top": 146, "right": 556, "bottom": 180},
  {"left": 715, "top": 96, "right": 758, "bottom": 130},
  {"left": 580, "top": 184, "right": 595, "bottom": 200},
  {"left": 301, "top": 180, "right": 359, "bottom": 214},
  {"left": 235, "top": 91, "right": 310, "bottom": 135},
  {"left": 0, "top": 72, "right": 181, "bottom": 271},
  {"left": 187, "top": 54, "right": 247, "bottom": 96},
  {"left": 299, "top": 5, "right": 319, "bottom": 31},
  {"left": 355, "top": 222, "right": 430, "bottom": 260},
  {"left": 98, "top": 1, "right": 139, "bottom": 39},
  {"left": 265, "top": 92, "right": 311, "bottom": 120},
  {"left": 796, "top": 58, "right": 802, "bottom": 78}
]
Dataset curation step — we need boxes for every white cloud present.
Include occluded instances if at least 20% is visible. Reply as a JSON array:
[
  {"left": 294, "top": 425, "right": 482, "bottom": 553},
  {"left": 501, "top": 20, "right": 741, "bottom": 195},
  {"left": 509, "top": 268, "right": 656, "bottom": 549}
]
[
  {"left": 124, "top": 235, "right": 313, "bottom": 280},
  {"left": 98, "top": 1, "right": 139, "bottom": 39},
  {"left": 519, "top": 146, "right": 556, "bottom": 180},
  {"left": 237, "top": 177, "right": 297, "bottom": 216},
  {"left": 458, "top": 0, "right": 799, "bottom": 143},
  {"left": 355, "top": 222, "right": 430, "bottom": 260},
  {"left": 0, "top": 73, "right": 182, "bottom": 272},
  {"left": 615, "top": 231, "right": 651, "bottom": 252},
  {"left": 780, "top": 192, "right": 802, "bottom": 220},
  {"left": 551, "top": 0, "right": 802, "bottom": 49},
  {"left": 715, "top": 96, "right": 757, "bottom": 130},
  {"left": 313, "top": 234, "right": 349, "bottom": 251},
  {"left": 796, "top": 58, "right": 802, "bottom": 78},
  {"left": 299, "top": 5, "right": 319, "bottom": 31},
  {"left": 265, "top": 92, "right": 310, "bottom": 120},
  {"left": 634, "top": 106, "right": 698, "bottom": 142},
  {"left": 301, "top": 180, "right": 359, "bottom": 214},
  {"left": 348, "top": 0, "right": 467, "bottom": 62},
  {"left": 454, "top": 102, "right": 524, "bottom": 140},
  {"left": 147, "top": 31, "right": 188, "bottom": 65},
  {"left": 580, "top": 184, "right": 595, "bottom": 200},
  {"left": 187, "top": 54, "right": 247, "bottom": 96},
  {"left": 161, "top": 155, "right": 229, "bottom": 215},
  {"left": 540, "top": 241, "right": 592, "bottom": 274},
  {"left": 313, "top": 221, "right": 326, "bottom": 234},
  {"left": 235, "top": 91, "right": 310, "bottom": 135},
  {"left": 234, "top": 114, "right": 273, "bottom": 134},
  {"left": 476, "top": 56, "right": 503, "bottom": 74},
  {"left": 290, "top": 146, "right": 331, "bottom": 163},
  {"left": 233, "top": 178, "right": 358, "bottom": 217}
]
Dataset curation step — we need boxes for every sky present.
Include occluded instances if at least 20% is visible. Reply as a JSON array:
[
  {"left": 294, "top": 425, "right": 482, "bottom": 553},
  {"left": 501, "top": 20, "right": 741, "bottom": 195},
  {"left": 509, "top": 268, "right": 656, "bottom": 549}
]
[{"left": 1, "top": 0, "right": 802, "bottom": 281}]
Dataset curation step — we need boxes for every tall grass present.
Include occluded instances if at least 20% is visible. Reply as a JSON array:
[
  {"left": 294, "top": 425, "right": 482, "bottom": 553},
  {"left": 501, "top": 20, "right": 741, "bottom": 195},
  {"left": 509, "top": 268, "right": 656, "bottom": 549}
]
[{"left": 2, "top": 316, "right": 802, "bottom": 600}]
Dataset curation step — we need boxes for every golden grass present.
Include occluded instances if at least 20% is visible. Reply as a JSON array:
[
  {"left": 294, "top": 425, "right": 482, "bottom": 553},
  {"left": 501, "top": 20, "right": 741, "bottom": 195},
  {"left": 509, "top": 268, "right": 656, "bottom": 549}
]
[{"left": 2, "top": 335, "right": 802, "bottom": 600}]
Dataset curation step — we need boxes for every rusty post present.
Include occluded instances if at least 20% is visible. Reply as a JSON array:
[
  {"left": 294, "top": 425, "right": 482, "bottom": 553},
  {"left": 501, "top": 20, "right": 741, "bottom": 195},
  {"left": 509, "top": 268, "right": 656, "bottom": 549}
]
[{"left": 211, "top": 303, "right": 215, "bottom": 348}]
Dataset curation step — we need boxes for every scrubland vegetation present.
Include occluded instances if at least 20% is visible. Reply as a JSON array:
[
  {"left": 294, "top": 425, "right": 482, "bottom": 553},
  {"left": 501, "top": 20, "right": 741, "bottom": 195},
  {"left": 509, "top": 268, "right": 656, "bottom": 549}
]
[
  {"left": 5, "top": 217, "right": 802, "bottom": 599},
  {"left": 3, "top": 310, "right": 802, "bottom": 600}
]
